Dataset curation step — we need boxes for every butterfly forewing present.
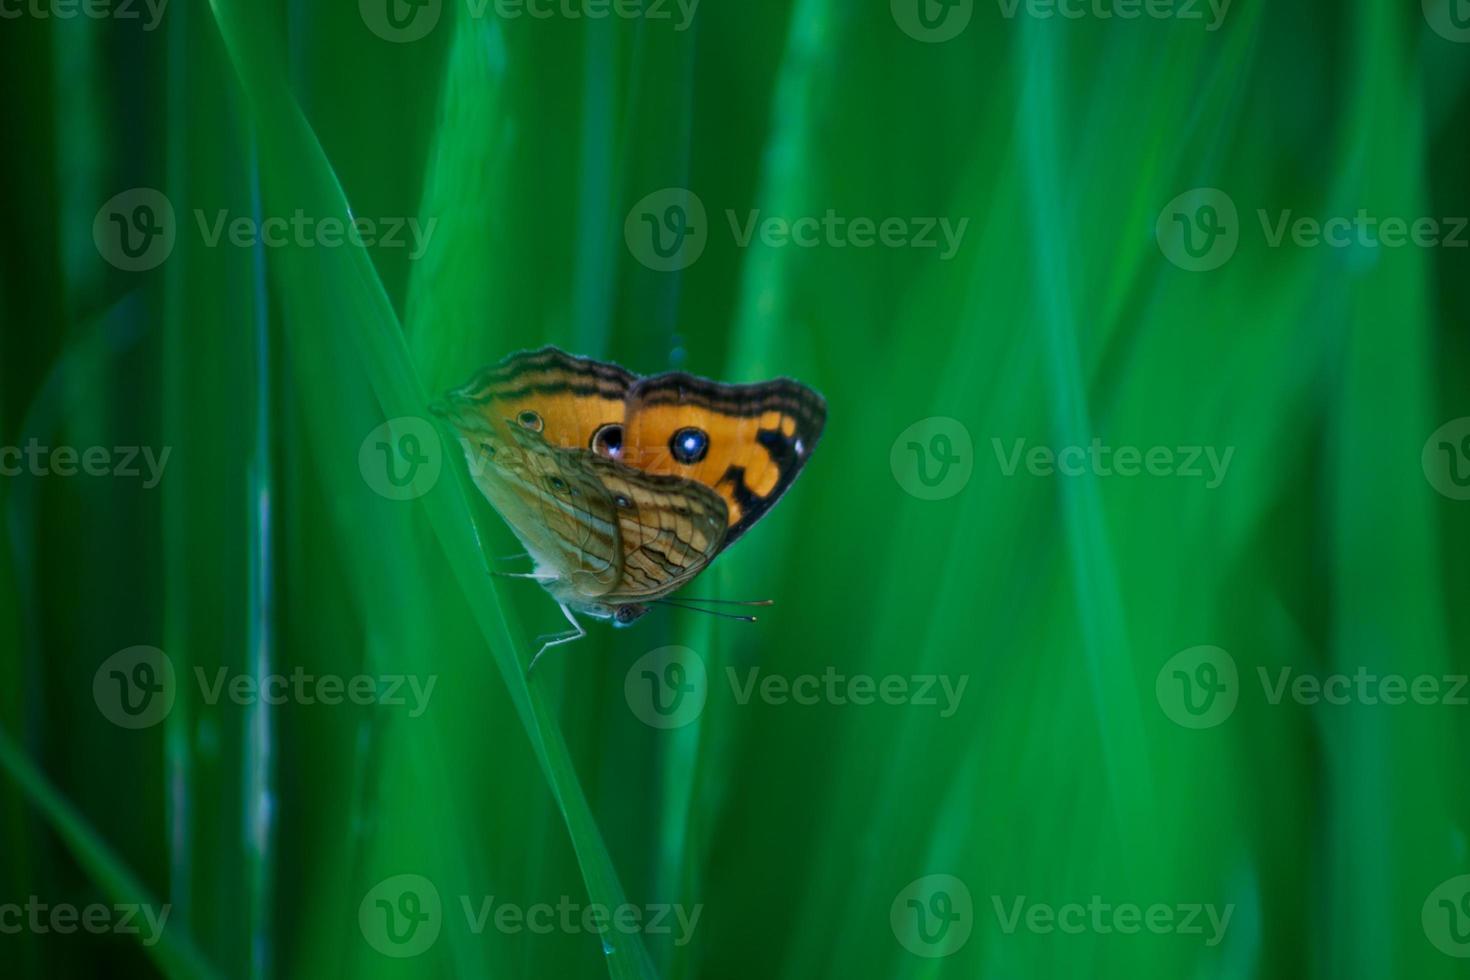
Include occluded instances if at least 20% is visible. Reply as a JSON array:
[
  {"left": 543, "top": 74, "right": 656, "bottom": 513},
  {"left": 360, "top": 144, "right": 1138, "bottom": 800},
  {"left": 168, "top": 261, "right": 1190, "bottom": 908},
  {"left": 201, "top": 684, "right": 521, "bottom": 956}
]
[
  {"left": 621, "top": 373, "right": 826, "bottom": 548},
  {"left": 447, "top": 347, "right": 633, "bottom": 451}
]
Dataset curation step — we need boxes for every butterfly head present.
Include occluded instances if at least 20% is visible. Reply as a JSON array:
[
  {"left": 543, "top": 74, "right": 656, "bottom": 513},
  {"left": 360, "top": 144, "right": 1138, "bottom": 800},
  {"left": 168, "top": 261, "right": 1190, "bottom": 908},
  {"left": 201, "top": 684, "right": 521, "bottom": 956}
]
[
  {"left": 613, "top": 602, "right": 650, "bottom": 626},
  {"left": 570, "top": 599, "right": 650, "bottom": 627}
]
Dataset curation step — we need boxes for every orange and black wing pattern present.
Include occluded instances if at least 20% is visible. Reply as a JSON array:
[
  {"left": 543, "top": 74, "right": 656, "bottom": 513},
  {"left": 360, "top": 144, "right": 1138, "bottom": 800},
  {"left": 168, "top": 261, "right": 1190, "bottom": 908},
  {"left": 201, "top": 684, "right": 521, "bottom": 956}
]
[
  {"left": 620, "top": 371, "right": 826, "bottom": 549},
  {"left": 441, "top": 346, "right": 826, "bottom": 551},
  {"left": 441, "top": 347, "right": 633, "bottom": 453}
]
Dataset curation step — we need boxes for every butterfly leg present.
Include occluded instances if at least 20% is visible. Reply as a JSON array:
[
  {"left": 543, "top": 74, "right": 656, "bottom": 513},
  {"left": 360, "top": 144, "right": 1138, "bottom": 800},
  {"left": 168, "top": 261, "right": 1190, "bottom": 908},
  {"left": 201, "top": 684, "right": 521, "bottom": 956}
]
[{"left": 526, "top": 603, "right": 585, "bottom": 675}]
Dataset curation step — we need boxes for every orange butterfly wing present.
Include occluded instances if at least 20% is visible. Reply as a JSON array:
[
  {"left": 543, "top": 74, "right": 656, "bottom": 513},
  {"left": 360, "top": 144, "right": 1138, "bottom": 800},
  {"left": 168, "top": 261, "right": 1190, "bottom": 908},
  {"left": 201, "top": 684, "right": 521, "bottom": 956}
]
[
  {"left": 620, "top": 372, "right": 826, "bottom": 548},
  {"left": 443, "top": 347, "right": 633, "bottom": 452},
  {"left": 441, "top": 347, "right": 826, "bottom": 552}
]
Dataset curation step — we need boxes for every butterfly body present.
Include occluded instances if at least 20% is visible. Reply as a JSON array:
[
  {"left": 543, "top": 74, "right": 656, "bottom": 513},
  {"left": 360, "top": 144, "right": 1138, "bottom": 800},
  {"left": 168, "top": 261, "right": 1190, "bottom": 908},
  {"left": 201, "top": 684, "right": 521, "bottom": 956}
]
[{"left": 432, "top": 347, "right": 825, "bottom": 668}]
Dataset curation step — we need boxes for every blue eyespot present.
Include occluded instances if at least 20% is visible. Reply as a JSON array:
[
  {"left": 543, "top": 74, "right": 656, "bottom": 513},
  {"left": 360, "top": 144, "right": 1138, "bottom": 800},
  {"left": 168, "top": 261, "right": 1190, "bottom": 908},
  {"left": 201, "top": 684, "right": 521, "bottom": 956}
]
[
  {"left": 669, "top": 427, "right": 709, "bottom": 464},
  {"left": 590, "top": 423, "right": 624, "bottom": 459}
]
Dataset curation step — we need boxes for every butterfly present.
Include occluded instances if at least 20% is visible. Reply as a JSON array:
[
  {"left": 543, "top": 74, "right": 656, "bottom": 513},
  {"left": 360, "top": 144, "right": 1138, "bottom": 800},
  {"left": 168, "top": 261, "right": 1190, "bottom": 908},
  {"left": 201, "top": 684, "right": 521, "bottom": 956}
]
[{"left": 431, "top": 347, "right": 826, "bottom": 670}]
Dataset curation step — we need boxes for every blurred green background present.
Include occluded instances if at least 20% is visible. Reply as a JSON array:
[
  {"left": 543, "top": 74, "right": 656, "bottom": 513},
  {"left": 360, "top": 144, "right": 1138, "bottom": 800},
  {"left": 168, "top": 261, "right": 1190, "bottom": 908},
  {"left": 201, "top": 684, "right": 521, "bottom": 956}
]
[{"left": 3, "top": 0, "right": 1470, "bottom": 976}]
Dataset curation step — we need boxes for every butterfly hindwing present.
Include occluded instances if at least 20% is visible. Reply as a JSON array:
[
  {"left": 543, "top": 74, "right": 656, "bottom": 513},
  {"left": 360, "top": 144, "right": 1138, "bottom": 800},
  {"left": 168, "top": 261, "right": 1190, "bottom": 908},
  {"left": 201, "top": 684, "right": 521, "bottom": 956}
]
[
  {"left": 576, "top": 451, "right": 730, "bottom": 599},
  {"left": 466, "top": 417, "right": 625, "bottom": 596}
]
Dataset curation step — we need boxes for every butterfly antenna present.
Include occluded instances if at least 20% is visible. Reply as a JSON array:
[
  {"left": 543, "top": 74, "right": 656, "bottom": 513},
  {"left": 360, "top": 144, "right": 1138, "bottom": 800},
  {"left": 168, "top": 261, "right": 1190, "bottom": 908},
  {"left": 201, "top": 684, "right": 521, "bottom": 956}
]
[
  {"left": 651, "top": 599, "right": 760, "bottom": 622},
  {"left": 665, "top": 598, "right": 774, "bottom": 607}
]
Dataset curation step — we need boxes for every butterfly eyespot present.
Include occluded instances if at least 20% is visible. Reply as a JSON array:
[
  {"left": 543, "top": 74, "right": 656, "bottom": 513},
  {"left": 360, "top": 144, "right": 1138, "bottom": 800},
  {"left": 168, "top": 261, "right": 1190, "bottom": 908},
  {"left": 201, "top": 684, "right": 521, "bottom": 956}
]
[
  {"left": 479, "top": 442, "right": 496, "bottom": 457},
  {"left": 590, "top": 422, "right": 624, "bottom": 459},
  {"left": 613, "top": 493, "right": 632, "bottom": 509},
  {"left": 669, "top": 427, "right": 709, "bottom": 464},
  {"left": 516, "top": 410, "right": 544, "bottom": 432},
  {"left": 547, "top": 476, "right": 569, "bottom": 493}
]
